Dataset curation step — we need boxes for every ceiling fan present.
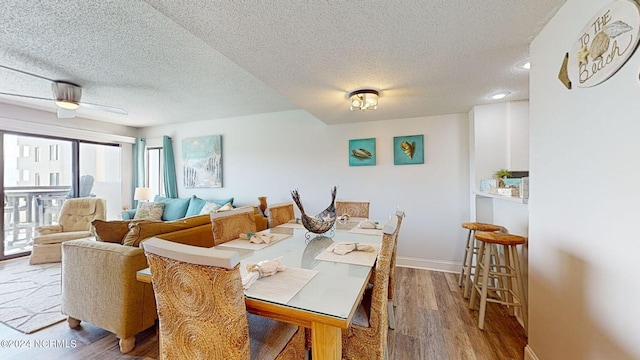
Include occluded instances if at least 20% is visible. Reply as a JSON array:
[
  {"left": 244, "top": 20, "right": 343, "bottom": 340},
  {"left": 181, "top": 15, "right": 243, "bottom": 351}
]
[{"left": 0, "top": 64, "right": 128, "bottom": 119}]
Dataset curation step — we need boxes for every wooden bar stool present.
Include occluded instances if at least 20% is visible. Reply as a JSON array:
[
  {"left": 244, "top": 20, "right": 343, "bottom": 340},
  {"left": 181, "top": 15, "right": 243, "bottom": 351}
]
[
  {"left": 469, "top": 231, "right": 528, "bottom": 332},
  {"left": 458, "top": 222, "right": 503, "bottom": 299}
]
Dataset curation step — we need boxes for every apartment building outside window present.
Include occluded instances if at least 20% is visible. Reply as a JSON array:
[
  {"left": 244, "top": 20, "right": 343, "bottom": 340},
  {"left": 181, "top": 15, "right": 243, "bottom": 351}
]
[
  {"left": 49, "top": 144, "right": 59, "bottom": 161},
  {"left": 49, "top": 172, "right": 60, "bottom": 185}
]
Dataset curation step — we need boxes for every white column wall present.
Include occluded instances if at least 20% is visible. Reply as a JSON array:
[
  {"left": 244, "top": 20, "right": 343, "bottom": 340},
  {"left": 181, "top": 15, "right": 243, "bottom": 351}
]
[{"left": 529, "top": 0, "right": 640, "bottom": 358}]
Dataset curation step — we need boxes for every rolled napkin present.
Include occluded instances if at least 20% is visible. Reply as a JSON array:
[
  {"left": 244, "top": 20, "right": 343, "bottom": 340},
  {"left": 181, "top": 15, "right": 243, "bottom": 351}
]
[
  {"left": 338, "top": 214, "right": 350, "bottom": 221},
  {"left": 357, "top": 219, "right": 377, "bottom": 229},
  {"left": 239, "top": 232, "right": 276, "bottom": 244},
  {"left": 242, "top": 256, "right": 286, "bottom": 290},
  {"left": 325, "top": 242, "right": 375, "bottom": 255}
]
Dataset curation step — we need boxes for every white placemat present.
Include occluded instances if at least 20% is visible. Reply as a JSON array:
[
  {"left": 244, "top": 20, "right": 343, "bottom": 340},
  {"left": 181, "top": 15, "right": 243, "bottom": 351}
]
[
  {"left": 241, "top": 262, "right": 318, "bottom": 304},
  {"left": 219, "top": 232, "right": 291, "bottom": 250},
  {"left": 275, "top": 222, "right": 305, "bottom": 229},
  {"left": 349, "top": 227, "right": 383, "bottom": 236},
  {"left": 314, "top": 243, "right": 381, "bottom": 267}
]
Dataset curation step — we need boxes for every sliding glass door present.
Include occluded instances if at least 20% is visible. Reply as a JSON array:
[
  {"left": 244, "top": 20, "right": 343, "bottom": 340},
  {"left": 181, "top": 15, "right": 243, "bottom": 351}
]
[{"left": 1, "top": 132, "right": 121, "bottom": 260}]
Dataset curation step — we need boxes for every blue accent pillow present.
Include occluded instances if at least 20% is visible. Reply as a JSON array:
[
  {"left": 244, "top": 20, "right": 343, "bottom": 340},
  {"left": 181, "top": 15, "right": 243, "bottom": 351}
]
[
  {"left": 185, "top": 196, "right": 207, "bottom": 217},
  {"left": 153, "top": 195, "right": 191, "bottom": 221},
  {"left": 121, "top": 209, "right": 137, "bottom": 220},
  {"left": 213, "top": 197, "right": 234, "bottom": 207}
]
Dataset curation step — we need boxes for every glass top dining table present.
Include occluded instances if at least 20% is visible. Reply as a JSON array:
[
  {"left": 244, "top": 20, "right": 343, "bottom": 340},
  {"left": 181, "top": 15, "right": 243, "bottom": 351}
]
[{"left": 137, "top": 218, "right": 383, "bottom": 359}]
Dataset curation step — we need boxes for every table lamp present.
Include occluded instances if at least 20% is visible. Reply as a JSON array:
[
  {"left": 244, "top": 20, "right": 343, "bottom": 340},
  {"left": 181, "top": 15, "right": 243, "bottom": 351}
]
[{"left": 134, "top": 187, "right": 152, "bottom": 202}]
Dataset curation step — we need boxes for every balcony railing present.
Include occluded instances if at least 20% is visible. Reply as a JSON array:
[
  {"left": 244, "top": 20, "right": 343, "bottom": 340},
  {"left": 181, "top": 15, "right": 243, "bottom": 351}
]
[{"left": 3, "top": 186, "right": 71, "bottom": 255}]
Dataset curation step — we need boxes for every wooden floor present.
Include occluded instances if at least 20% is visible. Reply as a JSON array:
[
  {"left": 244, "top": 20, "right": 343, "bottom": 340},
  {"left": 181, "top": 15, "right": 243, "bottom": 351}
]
[{"left": 0, "top": 265, "right": 526, "bottom": 360}]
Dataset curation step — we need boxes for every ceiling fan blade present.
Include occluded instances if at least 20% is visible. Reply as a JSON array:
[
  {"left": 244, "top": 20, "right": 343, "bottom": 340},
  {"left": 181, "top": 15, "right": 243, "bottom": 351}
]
[
  {"left": 0, "top": 64, "right": 56, "bottom": 82},
  {"left": 57, "top": 107, "right": 76, "bottom": 119},
  {"left": 0, "top": 91, "right": 53, "bottom": 102},
  {"left": 79, "top": 101, "right": 128, "bottom": 115}
]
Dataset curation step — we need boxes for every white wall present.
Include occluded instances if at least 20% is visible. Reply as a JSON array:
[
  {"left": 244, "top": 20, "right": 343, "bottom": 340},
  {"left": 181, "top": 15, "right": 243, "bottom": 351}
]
[
  {"left": 141, "top": 109, "right": 471, "bottom": 271},
  {"left": 529, "top": 0, "right": 640, "bottom": 359}
]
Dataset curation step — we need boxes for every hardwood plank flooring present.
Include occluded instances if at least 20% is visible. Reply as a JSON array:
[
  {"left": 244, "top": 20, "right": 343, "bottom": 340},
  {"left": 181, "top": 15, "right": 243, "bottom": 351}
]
[{"left": 0, "top": 263, "right": 526, "bottom": 359}]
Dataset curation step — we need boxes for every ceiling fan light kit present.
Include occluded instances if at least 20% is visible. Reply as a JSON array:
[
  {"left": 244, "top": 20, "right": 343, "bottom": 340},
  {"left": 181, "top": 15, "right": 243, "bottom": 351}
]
[
  {"left": 349, "top": 89, "right": 378, "bottom": 111},
  {"left": 0, "top": 64, "right": 127, "bottom": 118}
]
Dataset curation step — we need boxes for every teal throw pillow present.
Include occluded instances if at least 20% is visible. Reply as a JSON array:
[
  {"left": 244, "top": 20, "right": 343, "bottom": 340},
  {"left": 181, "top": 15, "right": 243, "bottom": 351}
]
[
  {"left": 153, "top": 195, "right": 191, "bottom": 221},
  {"left": 212, "top": 197, "right": 234, "bottom": 207},
  {"left": 185, "top": 195, "right": 207, "bottom": 217}
]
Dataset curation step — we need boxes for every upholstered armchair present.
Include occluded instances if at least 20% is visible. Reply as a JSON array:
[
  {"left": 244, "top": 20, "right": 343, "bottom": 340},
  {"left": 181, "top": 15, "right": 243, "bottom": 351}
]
[
  {"left": 30, "top": 197, "right": 106, "bottom": 264},
  {"left": 61, "top": 239, "right": 157, "bottom": 353}
]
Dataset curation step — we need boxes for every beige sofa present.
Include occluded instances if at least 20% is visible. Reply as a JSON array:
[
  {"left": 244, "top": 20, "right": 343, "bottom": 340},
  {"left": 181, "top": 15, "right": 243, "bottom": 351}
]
[{"left": 60, "top": 207, "right": 267, "bottom": 353}]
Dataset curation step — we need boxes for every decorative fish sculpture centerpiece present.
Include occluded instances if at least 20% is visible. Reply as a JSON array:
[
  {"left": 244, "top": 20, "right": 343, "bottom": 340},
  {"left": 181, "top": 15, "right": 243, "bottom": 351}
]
[{"left": 291, "top": 186, "right": 337, "bottom": 237}]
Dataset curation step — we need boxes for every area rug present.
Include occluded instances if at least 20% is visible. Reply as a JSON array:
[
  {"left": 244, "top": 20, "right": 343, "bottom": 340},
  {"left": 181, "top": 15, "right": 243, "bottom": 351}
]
[{"left": 0, "top": 259, "right": 65, "bottom": 334}]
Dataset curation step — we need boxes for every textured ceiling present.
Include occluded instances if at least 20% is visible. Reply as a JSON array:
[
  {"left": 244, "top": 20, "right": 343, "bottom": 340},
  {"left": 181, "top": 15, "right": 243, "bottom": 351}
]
[{"left": 0, "top": 0, "right": 566, "bottom": 127}]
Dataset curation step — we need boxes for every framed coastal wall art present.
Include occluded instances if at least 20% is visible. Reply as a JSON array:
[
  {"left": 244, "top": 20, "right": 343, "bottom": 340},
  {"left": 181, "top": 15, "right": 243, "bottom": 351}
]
[
  {"left": 182, "top": 135, "right": 222, "bottom": 188},
  {"left": 349, "top": 138, "right": 376, "bottom": 166},
  {"left": 393, "top": 134, "right": 424, "bottom": 165}
]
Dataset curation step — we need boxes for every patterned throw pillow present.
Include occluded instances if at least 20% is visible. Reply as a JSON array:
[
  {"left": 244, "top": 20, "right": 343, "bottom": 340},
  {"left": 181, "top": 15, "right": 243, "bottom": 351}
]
[
  {"left": 199, "top": 201, "right": 223, "bottom": 215},
  {"left": 133, "top": 202, "right": 164, "bottom": 221}
]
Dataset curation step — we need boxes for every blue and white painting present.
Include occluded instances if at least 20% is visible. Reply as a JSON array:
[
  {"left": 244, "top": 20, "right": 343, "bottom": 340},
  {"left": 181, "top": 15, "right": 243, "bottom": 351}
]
[{"left": 183, "top": 135, "right": 222, "bottom": 188}]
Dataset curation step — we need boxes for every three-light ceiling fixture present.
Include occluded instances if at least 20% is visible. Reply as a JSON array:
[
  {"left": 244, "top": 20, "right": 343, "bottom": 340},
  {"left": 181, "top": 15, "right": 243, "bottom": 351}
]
[{"left": 349, "top": 89, "right": 378, "bottom": 111}]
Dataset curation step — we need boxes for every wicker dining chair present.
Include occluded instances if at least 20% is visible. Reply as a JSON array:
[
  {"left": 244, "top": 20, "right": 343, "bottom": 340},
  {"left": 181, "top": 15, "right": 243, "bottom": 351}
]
[
  {"left": 210, "top": 207, "right": 257, "bottom": 246},
  {"left": 335, "top": 200, "right": 370, "bottom": 218},
  {"left": 341, "top": 212, "right": 400, "bottom": 360},
  {"left": 267, "top": 202, "right": 295, "bottom": 228},
  {"left": 387, "top": 209, "right": 405, "bottom": 330},
  {"left": 143, "top": 237, "right": 306, "bottom": 360}
]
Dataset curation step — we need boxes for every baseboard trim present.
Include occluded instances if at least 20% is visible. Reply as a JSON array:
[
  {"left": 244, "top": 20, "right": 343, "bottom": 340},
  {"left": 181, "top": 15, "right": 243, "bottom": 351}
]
[
  {"left": 397, "top": 256, "right": 460, "bottom": 273},
  {"left": 524, "top": 345, "right": 538, "bottom": 360}
]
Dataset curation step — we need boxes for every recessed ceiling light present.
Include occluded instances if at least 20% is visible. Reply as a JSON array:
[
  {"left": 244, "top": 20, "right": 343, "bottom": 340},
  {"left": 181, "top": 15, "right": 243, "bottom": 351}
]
[
  {"left": 489, "top": 91, "right": 510, "bottom": 100},
  {"left": 517, "top": 60, "right": 531, "bottom": 70}
]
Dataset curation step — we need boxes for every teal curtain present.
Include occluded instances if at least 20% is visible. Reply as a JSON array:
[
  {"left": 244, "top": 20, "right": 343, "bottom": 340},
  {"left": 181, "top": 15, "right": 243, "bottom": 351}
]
[
  {"left": 132, "top": 138, "right": 146, "bottom": 208},
  {"left": 163, "top": 135, "right": 178, "bottom": 198}
]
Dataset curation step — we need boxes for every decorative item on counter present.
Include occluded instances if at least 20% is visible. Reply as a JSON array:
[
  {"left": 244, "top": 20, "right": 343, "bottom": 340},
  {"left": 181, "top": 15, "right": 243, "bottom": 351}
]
[
  {"left": 258, "top": 196, "right": 268, "bottom": 216},
  {"left": 291, "top": 186, "right": 337, "bottom": 239},
  {"left": 479, "top": 179, "right": 497, "bottom": 193},
  {"left": 493, "top": 169, "right": 512, "bottom": 188}
]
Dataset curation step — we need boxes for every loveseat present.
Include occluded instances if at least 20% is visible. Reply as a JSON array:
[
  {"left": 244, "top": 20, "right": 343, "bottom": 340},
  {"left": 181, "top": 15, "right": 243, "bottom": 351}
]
[{"left": 61, "top": 206, "right": 266, "bottom": 353}]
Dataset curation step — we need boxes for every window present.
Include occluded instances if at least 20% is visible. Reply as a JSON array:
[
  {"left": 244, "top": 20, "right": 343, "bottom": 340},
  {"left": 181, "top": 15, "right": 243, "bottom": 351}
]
[
  {"left": 34, "top": 147, "right": 41, "bottom": 162},
  {"left": 34, "top": 173, "right": 41, "bottom": 186},
  {"left": 49, "top": 172, "right": 60, "bottom": 185},
  {"left": 49, "top": 144, "right": 59, "bottom": 161},
  {"left": 21, "top": 145, "right": 29, "bottom": 157},
  {"left": 20, "top": 169, "right": 30, "bottom": 182},
  {"left": 147, "top": 147, "right": 164, "bottom": 197}
]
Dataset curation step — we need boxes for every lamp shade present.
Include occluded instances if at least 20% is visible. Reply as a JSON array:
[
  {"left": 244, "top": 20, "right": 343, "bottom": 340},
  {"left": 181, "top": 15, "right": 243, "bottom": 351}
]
[{"left": 134, "top": 187, "right": 152, "bottom": 201}]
